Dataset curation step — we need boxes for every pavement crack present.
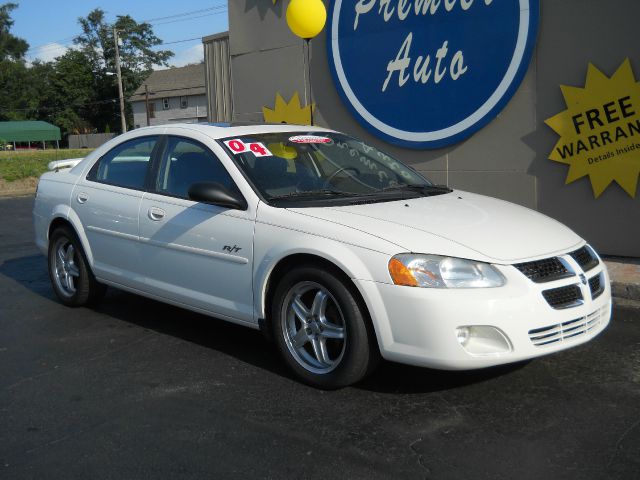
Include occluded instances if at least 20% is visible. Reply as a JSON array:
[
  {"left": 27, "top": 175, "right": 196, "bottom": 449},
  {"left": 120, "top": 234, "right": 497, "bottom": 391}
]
[
  {"left": 607, "top": 417, "right": 640, "bottom": 468},
  {"left": 409, "top": 438, "right": 432, "bottom": 479},
  {"left": 22, "top": 419, "right": 109, "bottom": 456}
]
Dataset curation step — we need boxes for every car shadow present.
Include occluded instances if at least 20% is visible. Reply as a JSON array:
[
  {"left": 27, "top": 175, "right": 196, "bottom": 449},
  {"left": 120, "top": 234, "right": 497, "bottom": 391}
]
[
  {"left": 0, "top": 253, "right": 291, "bottom": 382},
  {"left": 356, "top": 359, "right": 530, "bottom": 394},
  {"left": 95, "top": 288, "right": 292, "bottom": 378},
  {"left": 2, "top": 253, "right": 529, "bottom": 394},
  {"left": 0, "top": 253, "right": 55, "bottom": 299}
]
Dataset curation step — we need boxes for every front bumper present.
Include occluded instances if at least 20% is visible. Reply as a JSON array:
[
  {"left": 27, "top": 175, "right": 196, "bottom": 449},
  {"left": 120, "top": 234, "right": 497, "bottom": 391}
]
[{"left": 356, "top": 259, "right": 612, "bottom": 370}]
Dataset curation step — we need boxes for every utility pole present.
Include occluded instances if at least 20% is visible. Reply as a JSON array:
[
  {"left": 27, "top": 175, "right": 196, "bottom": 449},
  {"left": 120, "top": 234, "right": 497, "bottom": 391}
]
[
  {"left": 113, "top": 28, "right": 126, "bottom": 134},
  {"left": 145, "top": 84, "right": 150, "bottom": 127}
]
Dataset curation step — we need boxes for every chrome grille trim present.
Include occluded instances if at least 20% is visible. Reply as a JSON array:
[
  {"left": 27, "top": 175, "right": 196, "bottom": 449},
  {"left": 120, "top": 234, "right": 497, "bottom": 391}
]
[{"left": 528, "top": 305, "right": 607, "bottom": 347}]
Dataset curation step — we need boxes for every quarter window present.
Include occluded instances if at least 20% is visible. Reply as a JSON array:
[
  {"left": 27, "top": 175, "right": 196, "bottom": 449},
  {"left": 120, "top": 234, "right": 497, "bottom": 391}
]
[
  {"left": 88, "top": 136, "right": 157, "bottom": 190},
  {"left": 156, "top": 136, "right": 235, "bottom": 199}
]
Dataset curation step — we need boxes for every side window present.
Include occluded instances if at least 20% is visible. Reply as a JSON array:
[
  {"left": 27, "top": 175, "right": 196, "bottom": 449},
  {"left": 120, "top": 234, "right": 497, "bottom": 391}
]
[
  {"left": 156, "top": 137, "right": 235, "bottom": 199},
  {"left": 88, "top": 136, "right": 157, "bottom": 190}
]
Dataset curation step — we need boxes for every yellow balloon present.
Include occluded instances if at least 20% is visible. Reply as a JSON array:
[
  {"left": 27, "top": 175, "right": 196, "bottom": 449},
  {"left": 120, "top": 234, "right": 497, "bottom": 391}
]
[{"left": 286, "top": 0, "right": 327, "bottom": 39}]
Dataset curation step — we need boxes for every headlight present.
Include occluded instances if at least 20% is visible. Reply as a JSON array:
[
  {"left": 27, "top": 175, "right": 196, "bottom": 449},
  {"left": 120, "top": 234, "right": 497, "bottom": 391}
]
[{"left": 388, "top": 254, "right": 506, "bottom": 288}]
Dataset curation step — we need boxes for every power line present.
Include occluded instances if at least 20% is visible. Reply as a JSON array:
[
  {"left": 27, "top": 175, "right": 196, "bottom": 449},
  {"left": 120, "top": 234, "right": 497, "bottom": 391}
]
[
  {"left": 25, "top": 4, "right": 227, "bottom": 56},
  {"left": 28, "top": 34, "right": 209, "bottom": 57},
  {"left": 150, "top": 11, "right": 226, "bottom": 27},
  {"left": 143, "top": 5, "right": 225, "bottom": 23},
  {"left": 155, "top": 37, "right": 203, "bottom": 47}
]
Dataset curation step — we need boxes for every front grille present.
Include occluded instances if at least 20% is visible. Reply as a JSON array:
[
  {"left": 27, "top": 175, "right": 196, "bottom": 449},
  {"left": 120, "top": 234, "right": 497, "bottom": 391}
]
[
  {"left": 528, "top": 306, "right": 606, "bottom": 347},
  {"left": 570, "top": 246, "right": 599, "bottom": 272},
  {"left": 542, "top": 284, "right": 583, "bottom": 309},
  {"left": 589, "top": 273, "right": 604, "bottom": 299},
  {"left": 514, "top": 257, "right": 572, "bottom": 283}
]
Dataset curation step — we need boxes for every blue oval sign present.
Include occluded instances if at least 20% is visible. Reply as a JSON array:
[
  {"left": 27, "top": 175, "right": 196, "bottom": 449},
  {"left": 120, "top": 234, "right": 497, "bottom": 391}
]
[{"left": 327, "top": 0, "right": 539, "bottom": 149}]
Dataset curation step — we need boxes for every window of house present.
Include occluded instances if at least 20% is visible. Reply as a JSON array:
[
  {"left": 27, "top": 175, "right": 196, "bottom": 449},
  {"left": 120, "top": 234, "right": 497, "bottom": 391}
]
[
  {"left": 149, "top": 102, "right": 155, "bottom": 118},
  {"left": 180, "top": 96, "right": 188, "bottom": 109},
  {"left": 162, "top": 98, "right": 170, "bottom": 110}
]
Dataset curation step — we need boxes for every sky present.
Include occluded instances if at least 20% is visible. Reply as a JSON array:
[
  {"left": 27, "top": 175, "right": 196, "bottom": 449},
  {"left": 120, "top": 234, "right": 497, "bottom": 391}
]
[{"left": 10, "top": 0, "right": 229, "bottom": 68}]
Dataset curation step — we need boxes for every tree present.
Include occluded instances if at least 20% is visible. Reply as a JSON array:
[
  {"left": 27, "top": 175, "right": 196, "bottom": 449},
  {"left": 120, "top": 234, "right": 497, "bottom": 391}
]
[
  {"left": 0, "top": 5, "right": 175, "bottom": 134},
  {"left": 0, "top": 2, "right": 30, "bottom": 121},
  {"left": 0, "top": 2, "right": 27, "bottom": 61},
  {"left": 0, "top": 60, "right": 30, "bottom": 120},
  {"left": 73, "top": 8, "right": 173, "bottom": 131},
  {"left": 24, "top": 51, "right": 97, "bottom": 134}
]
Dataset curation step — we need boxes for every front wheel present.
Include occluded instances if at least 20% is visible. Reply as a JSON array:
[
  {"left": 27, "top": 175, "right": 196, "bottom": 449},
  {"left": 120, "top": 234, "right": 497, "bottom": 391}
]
[
  {"left": 271, "top": 265, "right": 378, "bottom": 389},
  {"left": 48, "top": 226, "right": 106, "bottom": 307}
]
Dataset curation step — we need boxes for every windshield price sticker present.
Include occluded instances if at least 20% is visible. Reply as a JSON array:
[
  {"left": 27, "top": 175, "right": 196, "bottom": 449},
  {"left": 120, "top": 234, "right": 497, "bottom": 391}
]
[
  {"left": 288, "top": 135, "right": 333, "bottom": 144},
  {"left": 224, "top": 139, "right": 272, "bottom": 157}
]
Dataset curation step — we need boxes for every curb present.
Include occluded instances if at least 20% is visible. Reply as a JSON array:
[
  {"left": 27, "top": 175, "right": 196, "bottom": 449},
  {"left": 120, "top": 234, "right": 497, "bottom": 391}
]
[
  {"left": 611, "top": 281, "right": 640, "bottom": 303},
  {"left": 604, "top": 258, "right": 640, "bottom": 303},
  {"left": 613, "top": 297, "right": 640, "bottom": 310}
]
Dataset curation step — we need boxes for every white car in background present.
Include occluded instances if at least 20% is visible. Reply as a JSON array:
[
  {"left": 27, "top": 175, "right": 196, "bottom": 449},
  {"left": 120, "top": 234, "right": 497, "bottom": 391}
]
[{"left": 33, "top": 124, "right": 611, "bottom": 388}]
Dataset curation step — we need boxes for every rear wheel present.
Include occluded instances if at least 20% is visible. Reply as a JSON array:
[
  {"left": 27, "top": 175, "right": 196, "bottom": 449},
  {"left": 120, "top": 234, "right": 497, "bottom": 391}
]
[
  {"left": 271, "top": 265, "right": 378, "bottom": 389},
  {"left": 48, "top": 226, "right": 106, "bottom": 307}
]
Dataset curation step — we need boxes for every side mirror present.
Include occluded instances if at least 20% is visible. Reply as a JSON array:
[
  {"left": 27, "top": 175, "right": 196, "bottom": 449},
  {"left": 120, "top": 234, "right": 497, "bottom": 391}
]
[{"left": 188, "top": 182, "right": 248, "bottom": 210}]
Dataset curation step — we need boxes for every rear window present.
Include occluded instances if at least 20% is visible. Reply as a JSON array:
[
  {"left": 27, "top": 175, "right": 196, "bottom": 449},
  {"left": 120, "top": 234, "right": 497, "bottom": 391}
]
[{"left": 88, "top": 136, "right": 157, "bottom": 190}]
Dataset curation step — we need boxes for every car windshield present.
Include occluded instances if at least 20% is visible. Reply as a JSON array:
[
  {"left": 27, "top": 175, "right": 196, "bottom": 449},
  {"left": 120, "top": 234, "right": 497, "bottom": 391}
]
[{"left": 219, "top": 131, "right": 445, "bottom": 204}]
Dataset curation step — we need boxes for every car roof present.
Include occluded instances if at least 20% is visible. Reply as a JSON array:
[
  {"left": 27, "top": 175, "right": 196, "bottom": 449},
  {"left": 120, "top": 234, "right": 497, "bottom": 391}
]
[{"left": 131, "top": 122, "right": 337, "bottom": 140}]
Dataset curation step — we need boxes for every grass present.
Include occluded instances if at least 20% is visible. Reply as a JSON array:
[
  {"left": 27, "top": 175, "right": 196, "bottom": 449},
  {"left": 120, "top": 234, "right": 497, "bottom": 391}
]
[{"left": 0, "top": 149, "right": 95, "bottom": 182}]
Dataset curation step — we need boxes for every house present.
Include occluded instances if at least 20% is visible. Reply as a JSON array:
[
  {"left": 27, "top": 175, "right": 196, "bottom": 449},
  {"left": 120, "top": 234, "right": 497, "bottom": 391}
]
[{"left": 130, "top": 64, "right": 207, "bottom": 128}]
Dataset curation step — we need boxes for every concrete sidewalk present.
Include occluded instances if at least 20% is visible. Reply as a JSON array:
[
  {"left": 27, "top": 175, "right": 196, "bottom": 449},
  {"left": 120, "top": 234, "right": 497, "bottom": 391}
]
[{"left": 605, "top": 257, "right": 640, "bottom": 305}]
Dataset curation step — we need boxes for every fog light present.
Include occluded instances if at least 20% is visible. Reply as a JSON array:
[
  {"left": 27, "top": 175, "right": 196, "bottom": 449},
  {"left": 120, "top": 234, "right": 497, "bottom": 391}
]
[
  {"left": 455, "top": 326, "right": 512, "bottom": 356},
  {"left": 456, "top": 327, "right": 470, "bottom": 346}
]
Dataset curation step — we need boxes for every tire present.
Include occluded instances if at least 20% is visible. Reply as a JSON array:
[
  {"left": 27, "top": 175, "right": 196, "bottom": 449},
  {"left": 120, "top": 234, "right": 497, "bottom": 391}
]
[
  {"left": 48, "top": 225, "right": 106, "bottom": 307},
  {"left": 271, "top": 265, "right": 379, "bottom": 389}
]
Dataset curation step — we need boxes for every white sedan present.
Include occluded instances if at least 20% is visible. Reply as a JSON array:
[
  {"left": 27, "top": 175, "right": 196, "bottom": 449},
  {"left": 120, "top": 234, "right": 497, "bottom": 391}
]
[{"left": 33, "top": 124, "right": 611, "bottom": 388}]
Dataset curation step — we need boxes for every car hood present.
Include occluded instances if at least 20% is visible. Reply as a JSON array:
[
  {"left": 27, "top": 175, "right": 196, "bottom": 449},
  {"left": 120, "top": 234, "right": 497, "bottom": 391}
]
[{"left": 288, "top": 191, "right": 583, "bottom": 263}]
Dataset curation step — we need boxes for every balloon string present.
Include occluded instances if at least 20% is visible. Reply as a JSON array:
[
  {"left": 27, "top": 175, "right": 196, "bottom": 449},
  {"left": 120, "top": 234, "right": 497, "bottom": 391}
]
[{"left": 306, "top": 39, "right": 314, "bottom": 126}]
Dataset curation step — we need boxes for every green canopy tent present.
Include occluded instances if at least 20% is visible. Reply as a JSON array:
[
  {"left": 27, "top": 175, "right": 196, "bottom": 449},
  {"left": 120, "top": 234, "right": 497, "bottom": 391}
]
[{"left": 0, "top": 121, "right": 61, "bottom": 149}]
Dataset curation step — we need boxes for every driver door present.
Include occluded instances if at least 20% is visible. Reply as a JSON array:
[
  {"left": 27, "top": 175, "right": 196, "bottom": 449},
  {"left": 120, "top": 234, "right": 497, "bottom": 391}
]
[{"left": 137, "top": 135, "right": 255, "bottom": 324}]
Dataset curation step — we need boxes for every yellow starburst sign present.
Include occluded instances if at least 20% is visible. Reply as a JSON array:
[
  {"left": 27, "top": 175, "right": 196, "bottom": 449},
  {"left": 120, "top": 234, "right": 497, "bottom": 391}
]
[
  {"left": 545, "top": 59, "right": 640, "bottom": 198},
  {"left": 263, "top": 92, "right": 313, "bottom": 125}
]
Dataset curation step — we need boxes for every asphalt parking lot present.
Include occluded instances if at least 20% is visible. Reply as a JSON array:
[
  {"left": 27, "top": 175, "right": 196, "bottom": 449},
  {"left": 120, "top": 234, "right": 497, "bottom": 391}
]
[{"left": 1, "top": 195, "right": 639, "bottom": 480}]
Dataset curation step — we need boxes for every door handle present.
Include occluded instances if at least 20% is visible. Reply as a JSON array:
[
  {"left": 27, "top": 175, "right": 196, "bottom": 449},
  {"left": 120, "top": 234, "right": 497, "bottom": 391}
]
[
  {"left": 77, "top": 192, "right": 89, "bottom": 204},
  {"left": 148, "top": 207, "right": 166, "bottom": 221}
]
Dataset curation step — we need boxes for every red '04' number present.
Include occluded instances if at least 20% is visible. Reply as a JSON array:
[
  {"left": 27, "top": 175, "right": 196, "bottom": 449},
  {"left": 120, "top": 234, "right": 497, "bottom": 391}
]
[
  {"left": 227, "top": 139, "right": 246, "bottom": 153},
  {"left": 224, "top": 139, "right": 272, "bottom": 157},
  {"left": 249, "top": 143, "right": 267, "bottom": 156}
]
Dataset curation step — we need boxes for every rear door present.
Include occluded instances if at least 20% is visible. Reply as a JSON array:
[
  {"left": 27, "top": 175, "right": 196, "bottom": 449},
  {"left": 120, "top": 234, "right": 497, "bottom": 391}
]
[
  {"left": 72, "top": 136, "right": 159, "bottom": 286},
  {"left": 137, "top": 135, "right": 255, "bottom": 324}
]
